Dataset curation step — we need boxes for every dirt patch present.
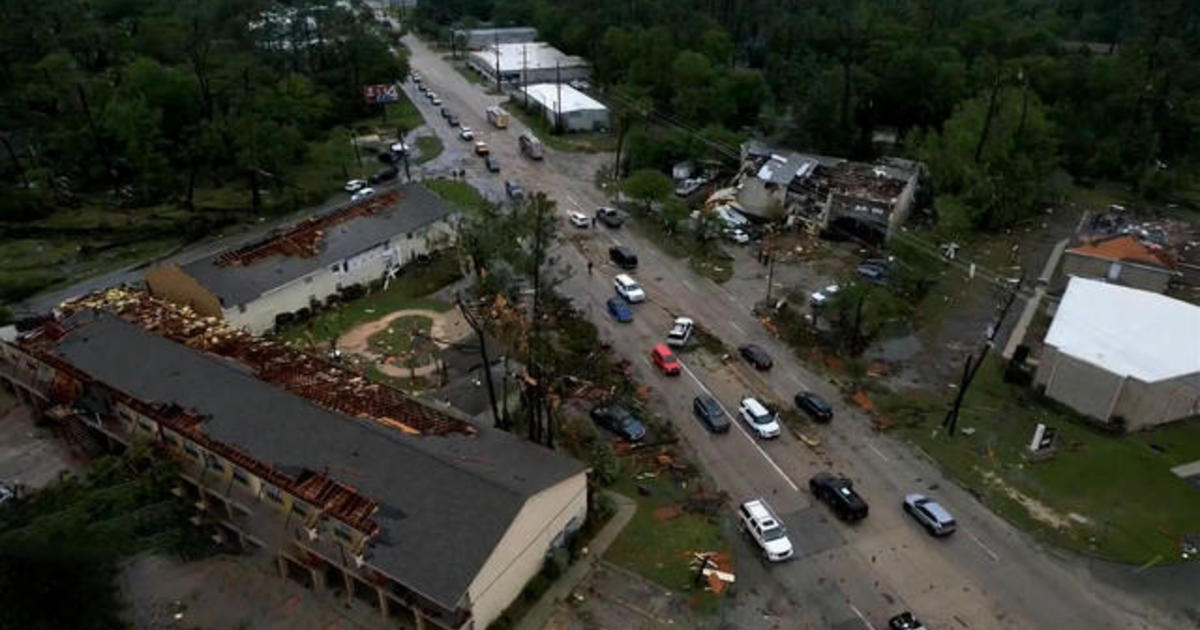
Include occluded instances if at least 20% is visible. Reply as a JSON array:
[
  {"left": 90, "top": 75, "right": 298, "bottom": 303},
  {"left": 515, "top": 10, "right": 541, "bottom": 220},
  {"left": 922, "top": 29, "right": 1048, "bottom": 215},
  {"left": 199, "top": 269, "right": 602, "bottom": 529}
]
[
  {"left": 653, "top": 505, "right": 682, "bottom": 521},
  {"left": 338, "top": 308, "right": 470, "bottom": 378},
  {"left": 981, "top": 470, "right": 1074, "bottom": 530}
]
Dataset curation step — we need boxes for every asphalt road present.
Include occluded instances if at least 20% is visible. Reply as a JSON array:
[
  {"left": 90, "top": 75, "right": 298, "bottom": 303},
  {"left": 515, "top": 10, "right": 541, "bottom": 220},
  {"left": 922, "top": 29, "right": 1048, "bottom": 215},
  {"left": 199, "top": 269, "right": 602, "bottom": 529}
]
[{"left": 401, "top": 35, "right": 1187, "bottom": 630}]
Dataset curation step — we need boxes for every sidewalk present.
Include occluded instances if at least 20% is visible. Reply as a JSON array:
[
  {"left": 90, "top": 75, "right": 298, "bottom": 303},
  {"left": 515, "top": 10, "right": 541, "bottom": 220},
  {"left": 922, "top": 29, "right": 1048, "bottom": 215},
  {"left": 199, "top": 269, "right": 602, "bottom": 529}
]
[{"left": 515, "top": 491, "right": 637, "bottom": 630}]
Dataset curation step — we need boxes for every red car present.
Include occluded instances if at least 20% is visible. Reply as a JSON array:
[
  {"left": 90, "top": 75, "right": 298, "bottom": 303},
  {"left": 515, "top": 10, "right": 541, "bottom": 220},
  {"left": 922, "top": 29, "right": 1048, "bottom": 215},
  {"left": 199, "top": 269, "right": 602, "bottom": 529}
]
[{"left": 650, "top": 343, "right": 681, "bottom": 376}]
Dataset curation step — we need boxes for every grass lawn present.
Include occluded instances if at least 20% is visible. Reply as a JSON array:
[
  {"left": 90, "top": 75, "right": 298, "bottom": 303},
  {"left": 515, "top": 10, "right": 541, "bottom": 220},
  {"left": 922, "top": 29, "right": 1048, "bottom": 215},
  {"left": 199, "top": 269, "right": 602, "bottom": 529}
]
[
  {"left": 424, "top": 179, "right": 489, "bottom": 214},
  {"left": 366, "top": 314, "right": 432, "bottom": 355},
  {"left": 384, "top": 91, "right": 426, "bottom": 133},
  {"left": 879, "top": 358, "right": 1200, "bottom": 564},
  {"left": 501, "top": 100, "right": 617, "bottom": 153},
  {"left": 605, "top": 466, "right": 727, "bottom": 610},
  {"left": 413, "top": 135, "right": 444, "bottom": 165},
  {"left": 623, "top": 210, "right": 734, "bottom": 284},
  {"left": 275, "top": 254, "right": 460, "bottom": 349}
]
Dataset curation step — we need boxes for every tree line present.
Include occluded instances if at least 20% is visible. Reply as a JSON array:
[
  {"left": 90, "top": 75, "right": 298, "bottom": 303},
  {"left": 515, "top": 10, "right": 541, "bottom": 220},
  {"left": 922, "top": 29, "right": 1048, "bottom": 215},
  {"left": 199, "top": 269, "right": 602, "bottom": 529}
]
[
  {"left": 418, "top": 0, "right": 1199, "bottom": 228},
  {"left": 0, "top": 0, "right": 407, "bottom": 221}
]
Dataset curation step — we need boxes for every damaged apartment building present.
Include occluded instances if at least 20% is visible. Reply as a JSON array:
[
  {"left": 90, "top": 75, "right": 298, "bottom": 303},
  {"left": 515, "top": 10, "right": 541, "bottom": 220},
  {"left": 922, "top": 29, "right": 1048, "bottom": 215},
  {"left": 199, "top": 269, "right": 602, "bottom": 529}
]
[
  {"left": 0, "top": 289, "right": 588, "bottom": 630},
  {"left": 146, "top": 183, "right": 457, "bottom": 335},
  {"left": 730, "top": 141, "right": 921, "bottom": 242}
]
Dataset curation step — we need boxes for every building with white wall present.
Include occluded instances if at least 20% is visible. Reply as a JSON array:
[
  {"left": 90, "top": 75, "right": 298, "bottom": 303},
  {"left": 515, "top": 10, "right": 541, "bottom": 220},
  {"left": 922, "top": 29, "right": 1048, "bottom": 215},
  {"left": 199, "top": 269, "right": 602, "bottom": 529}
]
[
  {"left": 467, "top": 42, "right": 590, "bottom": 86},
  {"left": 453, "top": 27, "right": 537, "bottom": 49},
  {"left": 520, "top": 83, "right": 609, "bottom": 132},
  {"left": 1034, "top": 277, "right": 1200, "bottom": 430},
  {"left": 146, "top": 184, "right": 456, "bottom": 334}
]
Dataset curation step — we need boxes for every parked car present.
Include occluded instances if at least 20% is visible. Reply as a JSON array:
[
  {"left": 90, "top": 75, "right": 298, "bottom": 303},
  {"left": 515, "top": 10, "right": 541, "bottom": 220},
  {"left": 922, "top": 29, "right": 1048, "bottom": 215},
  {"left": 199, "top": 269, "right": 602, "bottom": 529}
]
[
  {"left": 903, "top": 494, "right": 956, "bottom": 536},
  {"left": 474, "top": 141, "right": 489, "bottom": 156},
  {"left": 738, "top": 396, "right": 781, "bottom": 439},
  {"left": 350, "top": 187, "right": 376, "bottom": 201},
  {"left": 484, "top": 155, "right": 500, "bottom": 172},
  {"left": 666, "top": 317, "right": 693, "bottom": 347},
  {"left": 504, "top": 179, "right": 524, "bottom": 200},
  {"left": 377, "top": 151, "right": 396, "bottom": 164},
  {"left": 390, "top": 141, "right": 409, "bottom": 155},
  {"left": 459, "top": 126, "right": 475, "bottom": 141},
  {"left": 606, "top": 297, "right": 632, "bottom": 323},
  {"left": 856, "top": 263, "right": 888, "bottom": 284},
  {"left": 724, "top": 227, "right": 750, "bottom": 244},
  {"left": 590, "top": 404, "right": 646, "bottom": 442},
  {"left": 738, "top": 344, "right": 773, "bottom": 370},
  {"left": 446, "top": 114, "right": 460, "bottom": 127},
  {"left": 809, "top": 284, "right": 840, "bottom": 307},
  {"left": 794, "top": 391, "right": 833, "bottom": 422},
  {"left": 888, "top": 612, "right": 928, "bottom": 630},
  {"left": 738, "top": 498, "right": 793, "bottom": 562},
  {"left": 693, "top": 395, "right": 730, "bottom": 433},
  {"left": 613, "top": 274, "right": 645, "bottom": 303},
  {"left": 608, "top": 246, "right": 638, "bottom": 269},
  {"left": 430, "top": 95, "right": 442, "bottom": 106},
  {"left": 568, "top": 211, "right": 590, "bottom": 228},
  {"left": 439, "top": 106, "right": 450, "bottom": 118},
  {"left": 343, "top": 179, "right": 367, "bottom": 193},
  {"left": 369, "top": 166, "right": 398, "bottom": 184},
  {"left": 810, "top": 472, "right": 869, "bottom": 521},
  {"left": 595, "top": 206, "right": 624, "bottom": 228},
  {"left": 650, "top": 343, "right": 681, "bottom": 376}
]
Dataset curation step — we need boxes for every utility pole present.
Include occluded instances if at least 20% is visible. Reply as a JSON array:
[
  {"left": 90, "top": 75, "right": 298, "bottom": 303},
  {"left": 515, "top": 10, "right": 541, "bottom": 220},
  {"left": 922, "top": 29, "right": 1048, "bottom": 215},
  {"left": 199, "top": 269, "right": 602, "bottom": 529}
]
[
  {"left": 555, "top": 61, "right": 562, "bottom": 133},
  {"left": 493, "top": 33, "right": 501, "bottom": 93},
  {"left": 521, "top": 44, "right": 529, "bottom": 108},
  {"left": 943, "top": 278, "right": 1022, "bottom": 435},
  {"left": 763, "top": 236, "right": 776, "bottom": 304}
]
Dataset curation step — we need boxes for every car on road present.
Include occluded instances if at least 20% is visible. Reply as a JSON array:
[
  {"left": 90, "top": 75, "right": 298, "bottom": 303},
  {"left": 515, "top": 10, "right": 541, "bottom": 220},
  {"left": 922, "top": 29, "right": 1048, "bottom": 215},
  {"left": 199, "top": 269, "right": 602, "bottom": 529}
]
[
  {"left": 809, "top": 284, "right": 840, "bottom": 307},
  {"left": 446, "top": 114, "right": 460, "bottom": 127},
  {"left": 888, "top": 612, "right": 928, "bottom": 630},
  {"left": 369, "top": 167, "right": 398, "bottom": 185},
  {"left": 504, "top": 179, "right": 524, "bottom": 200},
  {"left": 390, "top": 141, "right": 410, "bottom": 155},
  {"left": 485, "top": 155, "right": 500, "bottom": 172},
  {"left": 439, "top": 106, "right": 450, "bottom": 118},
  {"left": 418, "top": 83, "right": 428, "bottom": 94},
  {"left": 474, "top": 141, "right": 489, "bottom": 156},
  {"left": 810, "top": 472, "right": 869, "bottom": 521},
  {"left": 613, "top": 274, "right": 645, "bottom": 303},
  {"left": 590, "top": 404, "right": 646, "bottom": 442},
  {"left": 667, "top": 317, "right": 693, "bottom": 347},
  {"left": 459, "top": 127, "right": 475, "bottom": 141},
  {"left": 738, "top": 498, "right": 793, "bottom": 562},
  {"left": 650, "top": 343, "right": 681, "bottom": 376},
  {"left": 430, "top": 95, "right": 442, "bottom": 105},
  {"left": 608, "top": 246, "right": 637, "bottom": 269},
  {"left": 738, "top": 396, "right": 781, "bottom": 439},
  {"left": 903, "top": 494, "right": 956, "bottom": 536},
  {"left": 738, "top": 344, "right": 773, "bottom": 370},
  {"left": 856, "top": 263, "right": 888, "bottom": 284},
  {"left": 692, "top": 395, "right": 730, "bottom": 433},
  {"left": 595, "top": 206, "right": 624, "bottom": 228},
  {"left": 350, "top": 187, "right": 376, "bottom": 201},
  {"left": 377, "top": 151, "right": 396, "bottom": 164},
  {"left": 568, "top": 211, "right": 590, "bottom": 228},
  {"left": 794, "top": 391, "right": 833, "bottom": 422},
  {"left": 344, "top": 179, "right": 367, "bottom": 193},
  {"left": 724, "top": 227, "right": 750, "bottom": 244},
  {"left": 606, "top": 297, "right": 632, "bottom": 323}
]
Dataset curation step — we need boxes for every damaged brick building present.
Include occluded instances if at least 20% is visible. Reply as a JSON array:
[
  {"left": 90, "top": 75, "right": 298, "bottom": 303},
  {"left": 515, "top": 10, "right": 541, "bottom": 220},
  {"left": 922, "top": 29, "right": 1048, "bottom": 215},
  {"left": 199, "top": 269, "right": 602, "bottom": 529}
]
[{"left": 0, "top": 289, "right": 588, "bottom": 630}]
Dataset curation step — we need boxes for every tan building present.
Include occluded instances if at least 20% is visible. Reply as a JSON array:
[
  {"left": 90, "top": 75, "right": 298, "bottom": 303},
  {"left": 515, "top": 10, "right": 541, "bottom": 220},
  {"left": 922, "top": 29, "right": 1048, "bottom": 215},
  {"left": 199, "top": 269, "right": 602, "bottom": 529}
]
[
  {"left": 0, "top": 290, "right": 588, "bottom": 629},
  {"left": 1035, "top": 278, "right": 1200, "bottom": 430},
  {"left": 146, "top": 184, "right": 457, "bottom": 335},
  {"left": 1058, "top": 234, "right": 1179, "bottom": 293}
]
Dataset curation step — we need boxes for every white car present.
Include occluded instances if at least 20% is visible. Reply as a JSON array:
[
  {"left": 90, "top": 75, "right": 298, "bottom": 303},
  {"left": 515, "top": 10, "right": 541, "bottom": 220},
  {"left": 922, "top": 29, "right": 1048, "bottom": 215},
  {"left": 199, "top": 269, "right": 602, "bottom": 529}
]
[
  {"left": 809, "top": 284, "right": 840, "bottom": 307},
  {"left": 738, "top": 498, "right": 793, "bottom": 562},
  {"left": 390, "top": 141, "right": 409, "bottom": 154},
  {"left": 431, "top": 96, "right": 442, "bottom": 105},
  {"left": 459, "top": 127, "right": 475, "bottom": 141},
  {"left": 667, "top": 317, "right": 694, "bottom": 347},
  {"left": 724, "top": 227, "right": 750, "bottom": 244},
  {"left": 613, "top": 274, "right": 645, "bottom": 303},
  {"left": 903, "top": 494, "right": 957, "bottom": 536},
  {"left": 351, "top": 187, "right": 376, "bottom": 202},
  {"left": 738, "top": 396, "right": 781, "bottom": 439},
  {"left": 343, "top": 179, "right": 367, "bottom": 193},
  {"left": 568, "top": 211, "right": 590, "bottom": 228}
]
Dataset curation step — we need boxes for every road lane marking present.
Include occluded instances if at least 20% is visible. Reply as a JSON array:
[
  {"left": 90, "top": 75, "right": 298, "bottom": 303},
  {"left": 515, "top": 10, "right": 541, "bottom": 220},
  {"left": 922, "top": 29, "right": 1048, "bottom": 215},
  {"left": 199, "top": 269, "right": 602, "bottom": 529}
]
[
  {"left": 565, "top": 194, "right": 584, "bottom": 210},
  {"left": 678, "top": 361, "right": 799, "bottom": 492},
  {"left": 681, "top": 279, "right": 695, "bottom": 291},
  {"left": 729, "top": 321, "right": 745, "bottom": 335},
  {"left": 849, "top": 604, "right": 877, "bottom": 630},
  {"left": 867, "top": 443, "right": 890, "bottom": 462},
  {"left": 966, "top": 530, "right": 1001, "bottom": 562}
]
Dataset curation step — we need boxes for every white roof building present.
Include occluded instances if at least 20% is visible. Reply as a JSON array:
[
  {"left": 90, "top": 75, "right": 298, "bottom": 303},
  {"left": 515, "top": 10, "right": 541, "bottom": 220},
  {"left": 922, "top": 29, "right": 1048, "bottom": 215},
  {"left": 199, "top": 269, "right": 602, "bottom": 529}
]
[
  {"left": 467, "top": 42, "right": 590, "bottom": 85},
  {"left": 1035, "top": 277, "right": 1200, "bottom": 430},
  {"left": 519, "top": 83, "right": 608, "bottom": 132}
]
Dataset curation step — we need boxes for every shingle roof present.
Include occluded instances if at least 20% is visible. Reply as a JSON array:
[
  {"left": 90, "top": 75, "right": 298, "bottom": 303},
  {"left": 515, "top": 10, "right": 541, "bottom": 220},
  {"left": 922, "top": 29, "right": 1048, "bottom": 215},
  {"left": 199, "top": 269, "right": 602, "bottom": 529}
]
[
  {"left": 49, "top": 310, "right": 586, "bottom": 610},
  {"left": 1044, "top": 278, "right": 1200, "bottom": 382},
  {"left": 1068, "top": 235, "right": 1176, "bottom": 269},
  {"left": 181, "top": 183, "right": 456, "bottom": 307}
]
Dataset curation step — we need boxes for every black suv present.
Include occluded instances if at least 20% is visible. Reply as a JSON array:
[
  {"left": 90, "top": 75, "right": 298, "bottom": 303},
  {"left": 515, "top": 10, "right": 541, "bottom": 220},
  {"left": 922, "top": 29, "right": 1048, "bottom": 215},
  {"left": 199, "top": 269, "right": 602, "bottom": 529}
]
[
  {"left": 794, "top": 391, "right": 833, "bottom": 422},
  {"left": 609, "top": 246, "right": 638, "bottom": 270},
  {"left": 692, "top": 395, "right": 730, "bottom": 433},
  {"left": 589, "top": 404, "right": 646, "bottom": 442},
  {"left": 369, "top": 166, "right": 398, "bottom": 184},
  {"left": 809, "top": 472, "right": 869, "bottom": 521},
  {"left": 738, "top": 344, "right": 773, "bottom": 370}
]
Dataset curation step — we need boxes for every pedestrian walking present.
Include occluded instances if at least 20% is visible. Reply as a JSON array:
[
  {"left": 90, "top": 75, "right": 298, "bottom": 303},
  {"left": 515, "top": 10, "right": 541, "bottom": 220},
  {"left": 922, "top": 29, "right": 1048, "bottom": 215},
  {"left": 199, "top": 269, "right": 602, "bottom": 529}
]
[
  {"left": 587, "top": 261, "right": 594, "bottom": 276},
  {"left": 591, "top": 216, "right": 597, "bottom": 229}
]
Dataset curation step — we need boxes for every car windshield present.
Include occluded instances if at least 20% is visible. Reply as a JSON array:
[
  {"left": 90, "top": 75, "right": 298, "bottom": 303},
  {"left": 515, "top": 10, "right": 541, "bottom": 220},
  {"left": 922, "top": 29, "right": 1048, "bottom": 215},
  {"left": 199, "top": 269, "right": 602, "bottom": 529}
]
[
  {"left": 620, "top": 418, "right": 641, "bottom": 431},
  {"left": 762, "top": 525, "right": 786, "bottom": 541},
  {"left": 809, "top": 396, "right": 830, "bottom": 411},
  {"left": 660, "top": 351, "right": 675, "bottom": 363},
  {"left": 626, "top": 282, "right": 641, "bottom": 292},
  {"left": 751, "top": 410, "right": 774, "bottom": 424}
]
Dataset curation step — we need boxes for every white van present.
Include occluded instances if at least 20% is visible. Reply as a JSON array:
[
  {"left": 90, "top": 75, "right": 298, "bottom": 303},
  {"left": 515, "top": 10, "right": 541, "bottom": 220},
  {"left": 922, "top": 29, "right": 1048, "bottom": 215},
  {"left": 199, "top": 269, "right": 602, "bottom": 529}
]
[
  {"left": 738, "top": 498, "right": 793, "bottom": 561},
  {"left": 738, "top": 396, "right": 781, "bottom": 439},
  {"left": 613, "top": 274, "right": 645, "bottom": 303}
]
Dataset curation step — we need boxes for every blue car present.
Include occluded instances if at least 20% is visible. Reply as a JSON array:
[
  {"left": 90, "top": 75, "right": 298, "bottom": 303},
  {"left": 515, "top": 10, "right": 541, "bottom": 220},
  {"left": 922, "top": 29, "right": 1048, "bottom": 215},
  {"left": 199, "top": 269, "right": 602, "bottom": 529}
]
[{"left": 606, "top": 297, "right": 633, "bottom": 322}]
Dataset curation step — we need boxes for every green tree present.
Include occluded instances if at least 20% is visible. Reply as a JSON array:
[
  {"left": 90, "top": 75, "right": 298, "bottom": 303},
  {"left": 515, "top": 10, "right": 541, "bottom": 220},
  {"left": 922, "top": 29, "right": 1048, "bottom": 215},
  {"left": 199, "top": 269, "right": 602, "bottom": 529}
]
[{"left": 622, "top": 168, "right": 672, "bottom": 214}]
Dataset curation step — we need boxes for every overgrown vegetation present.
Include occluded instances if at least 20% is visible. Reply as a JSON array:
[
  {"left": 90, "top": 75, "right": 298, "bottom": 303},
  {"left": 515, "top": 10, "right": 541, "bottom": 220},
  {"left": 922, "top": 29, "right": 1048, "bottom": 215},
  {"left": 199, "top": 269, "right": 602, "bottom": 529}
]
[
  {"left": 425, "top": 178, "right": 489, "bottom": 213},
  {"left": 0, "top": 445, "right": 214, "bottom": 630}
]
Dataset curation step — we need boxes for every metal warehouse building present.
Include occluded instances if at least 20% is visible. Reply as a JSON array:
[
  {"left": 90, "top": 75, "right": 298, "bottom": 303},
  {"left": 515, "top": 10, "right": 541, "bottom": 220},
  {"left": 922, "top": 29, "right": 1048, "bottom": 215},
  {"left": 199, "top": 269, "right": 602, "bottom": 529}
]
[
  {"left": 467, "top": 42, "right": 590, "bottom": 86},
  {"left": 519, "top": 83, "right": 609, "bottom": 132},
  {"left": 452, "top": 27, "right": 537, "bottom": 49},
  {"left": 1034, "top": 277, "right": 1200, "bottom": 430}
]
